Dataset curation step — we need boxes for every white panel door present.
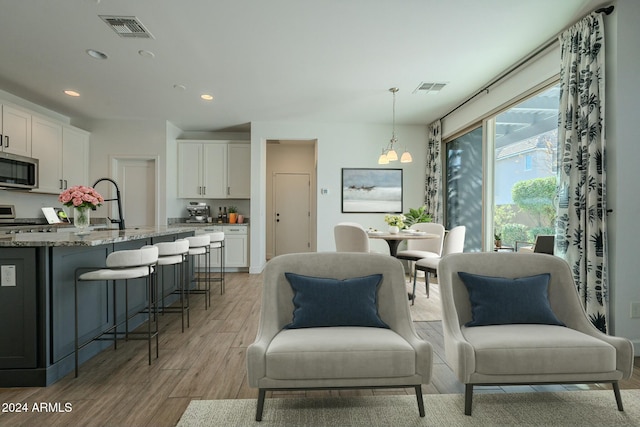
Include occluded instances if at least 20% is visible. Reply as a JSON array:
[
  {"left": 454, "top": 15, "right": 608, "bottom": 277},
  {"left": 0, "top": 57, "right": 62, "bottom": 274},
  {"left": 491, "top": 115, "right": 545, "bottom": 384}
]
[
  {"left": 274, "top": 173, "right": 311, "bottom": 256},
  {"left": 117, "top": 159, "right": 156, "bottom": 227}
]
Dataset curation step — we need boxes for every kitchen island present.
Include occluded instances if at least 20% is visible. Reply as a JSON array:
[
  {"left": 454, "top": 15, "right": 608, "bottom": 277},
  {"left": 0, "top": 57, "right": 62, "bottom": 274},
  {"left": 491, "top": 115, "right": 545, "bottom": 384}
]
[{"left": 0, "top": 226, "right": 195, "bottom": 387}]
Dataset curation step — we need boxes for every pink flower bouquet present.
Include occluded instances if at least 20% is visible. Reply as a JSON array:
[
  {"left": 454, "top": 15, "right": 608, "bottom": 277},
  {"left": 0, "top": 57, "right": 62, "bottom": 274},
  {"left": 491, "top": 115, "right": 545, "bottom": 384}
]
[{"left": 58, "top": 185, "right": 104, "bottom": 209}]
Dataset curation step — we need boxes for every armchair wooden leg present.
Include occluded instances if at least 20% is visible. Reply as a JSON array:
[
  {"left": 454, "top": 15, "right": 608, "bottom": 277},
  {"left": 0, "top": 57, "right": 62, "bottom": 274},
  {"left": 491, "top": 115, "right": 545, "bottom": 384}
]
[
  {"left": 256, "top": 389, "right": 266, "bottom": 421},
  {"left": 613, "top": 381, "right": 624, "bottom": 411},
  {"left": 414, "top": 385, "right": 425, "bottom": 417},
  {"left": 464, "top": 384, "right": 473, "bottom": 415}
]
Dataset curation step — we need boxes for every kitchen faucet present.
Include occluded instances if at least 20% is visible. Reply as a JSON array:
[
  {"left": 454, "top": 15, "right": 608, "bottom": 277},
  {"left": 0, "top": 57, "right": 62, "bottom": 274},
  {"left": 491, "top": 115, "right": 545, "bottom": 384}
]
[{"left": 92, "top": 178, "right": 126, "bottom": 230}]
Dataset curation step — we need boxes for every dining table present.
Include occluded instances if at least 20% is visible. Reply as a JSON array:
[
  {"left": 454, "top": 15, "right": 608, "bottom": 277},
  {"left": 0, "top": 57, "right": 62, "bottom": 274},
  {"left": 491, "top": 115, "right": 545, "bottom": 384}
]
[{"left": 367, "top": 230, "right": 440, "bottom": 257}]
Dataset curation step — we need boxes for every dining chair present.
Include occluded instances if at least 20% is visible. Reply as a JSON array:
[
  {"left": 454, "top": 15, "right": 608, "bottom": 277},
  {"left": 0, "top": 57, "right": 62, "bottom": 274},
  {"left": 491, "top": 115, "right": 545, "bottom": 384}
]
[
  {"left": 334, "top": 222, "right": 371, "bottom": 252},
  {"left": 413, "top": 225, "right": 466, "bottom": 304},
  {"left": 395, "top": 223, "right": 445, "bottom": 286}
]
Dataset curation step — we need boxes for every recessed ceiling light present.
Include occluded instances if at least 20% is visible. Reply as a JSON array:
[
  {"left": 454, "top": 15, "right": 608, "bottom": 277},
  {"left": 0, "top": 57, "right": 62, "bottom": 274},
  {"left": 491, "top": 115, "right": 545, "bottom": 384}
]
[
  {"left": 173, "top": 84, "right": 186, "bottom": 91},
  {"left": 86, "top": 49, "right": 108, "bottom": 60},
  {"left": 64, "top": 90, "right": 80, "bottom": 97},
  {"left": 201, "top": 94, "right": 214, "bottom": 101},
  {"left": 138, "top": 49, "right": 155, "bottom": 58}
]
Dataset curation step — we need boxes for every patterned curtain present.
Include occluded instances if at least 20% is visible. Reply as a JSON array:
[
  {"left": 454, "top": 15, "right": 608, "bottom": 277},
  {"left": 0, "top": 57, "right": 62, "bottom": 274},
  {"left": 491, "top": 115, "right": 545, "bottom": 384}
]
[
  {"left": 556, "top": 13, "right": 608, "bottom": 333},
  {"left": 425, "top": 120, "right": 443, "bottom": 223}
]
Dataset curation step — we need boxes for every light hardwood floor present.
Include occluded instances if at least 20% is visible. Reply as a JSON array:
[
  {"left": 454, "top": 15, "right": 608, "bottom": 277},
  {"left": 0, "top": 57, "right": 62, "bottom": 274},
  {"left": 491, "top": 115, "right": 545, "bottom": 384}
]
[{"left": 0, "top": 272, "right": 637, "bottom": 426}]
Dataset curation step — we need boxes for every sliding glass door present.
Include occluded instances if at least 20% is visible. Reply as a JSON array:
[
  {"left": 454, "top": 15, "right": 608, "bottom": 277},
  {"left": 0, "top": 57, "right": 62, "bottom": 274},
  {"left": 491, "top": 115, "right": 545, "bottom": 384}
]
[
  {"left": 493, "top": 85, "right": 559, "bottom": 249},
  {"left": 445, "top": 126, "right": 483, "bottom": 252}
]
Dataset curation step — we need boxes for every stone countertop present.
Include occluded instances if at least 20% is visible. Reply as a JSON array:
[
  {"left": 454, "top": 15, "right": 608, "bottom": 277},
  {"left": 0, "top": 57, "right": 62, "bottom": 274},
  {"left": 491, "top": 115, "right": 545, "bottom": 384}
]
[{"left": 0, "top": 226, "right": 197, "bottom": 247}]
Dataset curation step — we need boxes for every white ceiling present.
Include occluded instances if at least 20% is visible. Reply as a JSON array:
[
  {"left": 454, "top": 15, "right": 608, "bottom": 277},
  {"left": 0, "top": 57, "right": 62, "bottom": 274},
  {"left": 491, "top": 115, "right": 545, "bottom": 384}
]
[{"left": 0, "top": 0, "right": 607, "bottom": 132}]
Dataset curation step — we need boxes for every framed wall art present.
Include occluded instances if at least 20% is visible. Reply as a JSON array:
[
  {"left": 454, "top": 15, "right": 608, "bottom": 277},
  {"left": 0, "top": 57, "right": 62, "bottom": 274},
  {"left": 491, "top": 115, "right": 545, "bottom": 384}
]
[{"left": 341, "top": 168, "right": 403, "bottom": 213}]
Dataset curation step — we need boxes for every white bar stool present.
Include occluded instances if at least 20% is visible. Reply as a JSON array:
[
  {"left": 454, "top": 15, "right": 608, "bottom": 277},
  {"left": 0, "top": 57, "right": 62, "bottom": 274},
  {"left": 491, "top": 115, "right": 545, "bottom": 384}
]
[
  {"left": 150, "top": 239, "right": 190, "bottom": 332},
  {"left": 208, "top": 231, "right": 225, "bottom": 295},
  {"left": 186, "top": 234, "right": 211, "bottom": 309},
  {"left": 74, "top": 246, "right": 159, "bottom": 377}
]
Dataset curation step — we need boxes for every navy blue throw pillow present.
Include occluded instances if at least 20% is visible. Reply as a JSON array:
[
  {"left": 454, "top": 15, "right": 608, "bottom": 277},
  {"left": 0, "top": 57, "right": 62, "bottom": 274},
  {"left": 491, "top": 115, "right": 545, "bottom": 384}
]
[
  {"left": 458, "top": 272, "right": 564, "bottom": 327},
  {"left": 284, "top": 272, "right": 389, "bottom": 329}
]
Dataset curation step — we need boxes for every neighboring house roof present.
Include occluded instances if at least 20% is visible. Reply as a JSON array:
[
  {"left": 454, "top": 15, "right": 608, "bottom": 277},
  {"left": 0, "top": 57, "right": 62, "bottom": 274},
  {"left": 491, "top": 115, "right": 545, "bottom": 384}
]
[{"left": 496, "top": 139, "right": 539, "bottom": 160}]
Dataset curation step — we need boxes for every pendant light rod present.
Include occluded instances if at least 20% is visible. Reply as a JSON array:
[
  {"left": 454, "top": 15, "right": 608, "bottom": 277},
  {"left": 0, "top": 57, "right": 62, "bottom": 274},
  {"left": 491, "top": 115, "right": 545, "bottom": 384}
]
[
  {"left": 378, "top": 87, "right": 411, "bottom": 164},
  {"left": 390, "top": 87, "right": 398, "bottom": 145}
]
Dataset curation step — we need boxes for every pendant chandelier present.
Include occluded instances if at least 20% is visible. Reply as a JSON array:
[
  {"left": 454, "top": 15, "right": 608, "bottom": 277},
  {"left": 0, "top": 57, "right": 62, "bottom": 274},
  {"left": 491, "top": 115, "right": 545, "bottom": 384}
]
[{"left": 378, "top": 87, "right": 412, "bottom": 165}]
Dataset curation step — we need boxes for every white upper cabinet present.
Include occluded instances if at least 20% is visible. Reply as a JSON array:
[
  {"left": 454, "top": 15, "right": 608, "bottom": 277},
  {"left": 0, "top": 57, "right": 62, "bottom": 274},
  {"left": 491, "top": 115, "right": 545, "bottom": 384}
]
[
  {"left": 178, "top": 140, "right": 249, "bottom": 199},
  {"left": 31, "top": 117, "right": 63, "bottom": 193},
  {"left": 178, "top": 141, "right": 227, "bottom": 198},
  {"left": 61, "top": 126, "right": 90, "bottom": 189},
  {"left": 227, "top": 143, "right": 250, "bottom": 198},
  {"left": 1, "top": 104, "right": 32, "bottom": 157},
  {"left": 178, "top": 142, "right": 202, "bottom": 198},
  {"left": 31, "top": 116, "right": 89, "bottom": 194}
]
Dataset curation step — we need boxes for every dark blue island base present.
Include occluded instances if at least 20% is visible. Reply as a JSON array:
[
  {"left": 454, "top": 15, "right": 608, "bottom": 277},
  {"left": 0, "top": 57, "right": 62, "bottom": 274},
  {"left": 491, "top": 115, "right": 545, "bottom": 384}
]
[{"left": 0, "top": 227, "right": 194, "bottom": 387}]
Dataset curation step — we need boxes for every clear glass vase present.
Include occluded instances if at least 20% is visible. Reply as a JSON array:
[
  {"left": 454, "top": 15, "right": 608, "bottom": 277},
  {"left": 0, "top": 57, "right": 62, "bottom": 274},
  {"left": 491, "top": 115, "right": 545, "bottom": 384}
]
[{"left": 74, "top": 207, "right": 91, "bottom": 234}]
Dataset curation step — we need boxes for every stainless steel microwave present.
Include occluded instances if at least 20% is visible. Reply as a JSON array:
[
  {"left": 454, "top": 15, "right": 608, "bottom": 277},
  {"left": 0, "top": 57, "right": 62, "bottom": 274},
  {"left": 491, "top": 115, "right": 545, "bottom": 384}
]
[{"left": 0, "top": 152, "right": 39, "bottom": 190}]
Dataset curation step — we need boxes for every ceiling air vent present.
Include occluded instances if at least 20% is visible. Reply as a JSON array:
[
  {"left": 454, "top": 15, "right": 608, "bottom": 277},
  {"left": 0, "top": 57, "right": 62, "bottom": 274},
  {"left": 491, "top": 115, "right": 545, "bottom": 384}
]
[
  {"left": 100, "top": 15, "right": 154, "bottom": 39},
  {"left": 413, "top": 82, "right": 447, "bottom": 94}
]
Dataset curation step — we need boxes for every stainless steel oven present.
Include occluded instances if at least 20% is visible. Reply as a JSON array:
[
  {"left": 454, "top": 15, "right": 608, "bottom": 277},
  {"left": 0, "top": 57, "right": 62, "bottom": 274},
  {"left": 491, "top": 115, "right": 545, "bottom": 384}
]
[{"left": 0, "top": 152, "right": 38, "bottom": 190}]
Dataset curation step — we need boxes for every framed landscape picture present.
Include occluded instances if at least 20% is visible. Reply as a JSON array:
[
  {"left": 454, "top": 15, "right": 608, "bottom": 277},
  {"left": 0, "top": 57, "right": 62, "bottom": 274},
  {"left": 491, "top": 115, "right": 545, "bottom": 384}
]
[{"left": 341, "top": 168, "right": 403, "bottom": 213}]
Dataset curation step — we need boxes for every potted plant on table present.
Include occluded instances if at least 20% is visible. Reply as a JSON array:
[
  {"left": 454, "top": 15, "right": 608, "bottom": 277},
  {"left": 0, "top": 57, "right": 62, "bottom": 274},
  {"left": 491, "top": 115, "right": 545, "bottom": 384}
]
[
  {"left": 384, "top": 214, "right": 405, "bottom": 234},
  {"left": 494, "top": 232, "right": 502, "bottom": 248},
  {"left": 403, "top": 205, "right": 432, "bottom": 227},
  {"left": 228, "top": 206, "right": 238, "bottom": 224}
]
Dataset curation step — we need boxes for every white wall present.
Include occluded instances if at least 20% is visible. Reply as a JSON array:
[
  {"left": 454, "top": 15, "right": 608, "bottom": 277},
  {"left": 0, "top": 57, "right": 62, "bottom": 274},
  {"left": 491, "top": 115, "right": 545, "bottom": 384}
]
[
  {"left": 250, "top": 121, "right": 428, "bottom": 273},
  {"left": 76, "top": 118, "right": 169, "bottom": 223}
]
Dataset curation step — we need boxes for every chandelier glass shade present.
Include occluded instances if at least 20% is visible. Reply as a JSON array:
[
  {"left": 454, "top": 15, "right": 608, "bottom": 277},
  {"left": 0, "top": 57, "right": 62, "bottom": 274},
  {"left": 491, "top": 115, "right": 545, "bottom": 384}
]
[{"left": 378, "top": 87, "right": 412, "bottom": 164}]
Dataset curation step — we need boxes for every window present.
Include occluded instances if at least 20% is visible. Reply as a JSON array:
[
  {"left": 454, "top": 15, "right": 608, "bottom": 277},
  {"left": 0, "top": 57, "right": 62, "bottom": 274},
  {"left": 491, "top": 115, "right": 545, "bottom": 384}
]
[
  {"left": 443, "top": 83, "right": 560, "bottom": 251},
  {"left": 524, "top": 155, "right": 533, "bottom": 171}
]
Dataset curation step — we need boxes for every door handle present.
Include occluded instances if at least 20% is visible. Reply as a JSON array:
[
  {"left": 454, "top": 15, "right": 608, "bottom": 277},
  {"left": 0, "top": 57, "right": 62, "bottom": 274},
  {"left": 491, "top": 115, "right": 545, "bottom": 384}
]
[
  {"left": 3, "top": 135, "right": 7, "bottom": 148},
  {"left": 203, "top": 186, "right": 206, "bottom": 195},
  {"left": 60, "top": 179, "right": 63, "bottom": 190}
]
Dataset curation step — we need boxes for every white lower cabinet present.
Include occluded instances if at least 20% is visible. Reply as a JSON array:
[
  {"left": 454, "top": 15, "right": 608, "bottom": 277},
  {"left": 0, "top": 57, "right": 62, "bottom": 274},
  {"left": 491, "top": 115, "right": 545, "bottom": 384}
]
[{"left": 196, "top": 225, "right": 248, "bottom": 269}]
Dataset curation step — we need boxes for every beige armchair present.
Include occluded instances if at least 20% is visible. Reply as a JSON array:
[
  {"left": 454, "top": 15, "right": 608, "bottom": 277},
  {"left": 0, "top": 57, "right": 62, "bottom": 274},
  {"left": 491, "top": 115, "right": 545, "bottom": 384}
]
[
  {"left": 438, "top": 252, "right": 634, "bottom": 415},
  {"left": 247, "top": 252, "right": 433, "bottom": 421}
]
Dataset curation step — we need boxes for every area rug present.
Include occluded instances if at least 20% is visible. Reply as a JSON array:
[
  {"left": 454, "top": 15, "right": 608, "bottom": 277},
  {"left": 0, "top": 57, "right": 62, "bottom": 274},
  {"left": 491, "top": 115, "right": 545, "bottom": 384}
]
[{"left": 176, "top": 389, "right": 640, "bottom": 426}]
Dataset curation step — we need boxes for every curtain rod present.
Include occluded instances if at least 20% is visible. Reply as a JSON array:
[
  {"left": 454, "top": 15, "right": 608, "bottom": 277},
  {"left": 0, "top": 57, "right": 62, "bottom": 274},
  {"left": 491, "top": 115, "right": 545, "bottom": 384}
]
[{"left": 440, "top": 4, "right": 614, "bottom": 121}]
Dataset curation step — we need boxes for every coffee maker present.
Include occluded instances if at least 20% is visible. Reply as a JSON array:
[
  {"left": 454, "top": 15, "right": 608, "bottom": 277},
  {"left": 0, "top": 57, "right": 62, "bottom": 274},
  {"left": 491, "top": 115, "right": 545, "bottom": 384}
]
[{"left": 186, "top": 202, "right": 210, "bottom": 223}]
